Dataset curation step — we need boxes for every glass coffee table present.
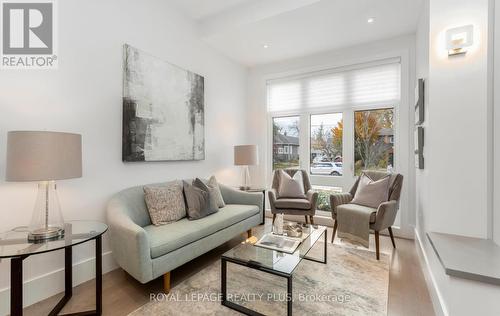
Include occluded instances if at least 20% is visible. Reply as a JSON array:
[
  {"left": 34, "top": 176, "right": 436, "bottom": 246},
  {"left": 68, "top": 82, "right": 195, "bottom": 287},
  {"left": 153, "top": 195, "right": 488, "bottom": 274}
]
[{"left": 221, "top": 223, "right": 327, "bottom": 316}]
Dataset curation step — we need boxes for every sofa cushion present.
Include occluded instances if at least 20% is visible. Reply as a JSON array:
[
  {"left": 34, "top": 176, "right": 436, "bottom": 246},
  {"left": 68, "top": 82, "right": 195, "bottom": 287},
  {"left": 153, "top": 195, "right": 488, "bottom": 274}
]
[
  {"left": 208, "top": 176, "right": 225, "bottom": 208},
  {"left": 143, "top": 182, "right": 186, "bottom": 226},
  {"left": 183, "top": 179, "right": 219, "bottom": 220},
  {"left": 144, "top": 204, "right": 260, "bottom": 258},
  {"left": 351, "top": 173, "right": 390, "bottom": 208},
  {"left": 278, "top": 170, "right": 306, "bottom": 198},
  {"left": 274, "top": 198, "right": 311, "bottom": 210},
  {"left": 335, "top": 204, "right": 377, "bottom": 223}
]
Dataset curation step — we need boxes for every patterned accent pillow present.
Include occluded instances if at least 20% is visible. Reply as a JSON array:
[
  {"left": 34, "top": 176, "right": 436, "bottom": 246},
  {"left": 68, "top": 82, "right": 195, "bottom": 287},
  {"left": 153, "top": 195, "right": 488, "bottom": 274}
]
[
  {"left": 207, "top": 176, "right": 225, "bottom": 208},
  {"left": 143, "top": 182, "right": 186, "bottom": 226}
]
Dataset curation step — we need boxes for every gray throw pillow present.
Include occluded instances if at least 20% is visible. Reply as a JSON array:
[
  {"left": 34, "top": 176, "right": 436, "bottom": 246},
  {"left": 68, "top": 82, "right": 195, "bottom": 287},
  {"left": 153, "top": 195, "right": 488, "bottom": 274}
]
[
  {"left": 143, "top": 182, "right": 186, "bottom": 226},
  {"left": 208, "top": 176, "right": 226, "bottom": 208},
  {"left": 183, "top": 178, "right": 219, "bottom": 220},
  {"left": 351, "top": 173, "right": 390, "bottom": 208},
  {"left": 278, "top": 170, "right": 306, "bottom": 198}
]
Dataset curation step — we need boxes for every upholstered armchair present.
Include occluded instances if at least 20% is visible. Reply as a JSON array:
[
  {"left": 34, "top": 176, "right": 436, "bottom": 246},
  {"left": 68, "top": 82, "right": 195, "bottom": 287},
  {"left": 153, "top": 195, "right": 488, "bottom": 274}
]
[
  {"left": 268, "top": 169, "right": 319, "bottom": 224},
  {"left": 330, "top": 170, "right": 403, "bottom": 259}
]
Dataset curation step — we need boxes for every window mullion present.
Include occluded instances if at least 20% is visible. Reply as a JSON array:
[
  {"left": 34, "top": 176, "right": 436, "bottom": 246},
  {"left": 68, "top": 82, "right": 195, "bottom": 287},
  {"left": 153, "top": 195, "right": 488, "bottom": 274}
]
[{"left": 299, "top": 114, "right": 309, "bottom": 171}]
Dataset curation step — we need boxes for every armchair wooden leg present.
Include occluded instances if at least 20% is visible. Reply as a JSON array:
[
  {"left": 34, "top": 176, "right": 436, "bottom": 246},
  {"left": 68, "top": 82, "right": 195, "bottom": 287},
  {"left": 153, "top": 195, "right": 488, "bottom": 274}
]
[
  {"left": 388, "top": 227, "right": 396, "bottom": 248},
  {"left": 164, "top": 272, "right": 171, "bottom": 294},
  {"left": 304, "top": 216, "right": 309, "bottom": 224},
  {"left": 309, "top": 216, "right": 314, "bottom": 225},
  {"left": 375, "top": 231, "right": 380, "bottom": 260},
  {"left": 247, "top": 229, "right": 252, "bottom": 238},
  {"left": 272, "top": 214, "right": 276, "bottom": 224},
  {"left": 331, "top": 220, "right": 338, "bottom": 243}
]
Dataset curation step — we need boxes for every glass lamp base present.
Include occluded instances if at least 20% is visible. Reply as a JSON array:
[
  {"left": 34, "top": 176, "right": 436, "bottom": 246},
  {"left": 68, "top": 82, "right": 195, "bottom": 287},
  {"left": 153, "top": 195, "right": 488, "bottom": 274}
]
[
  {"left": 28, "top": 226, "right": 65, "bottom": 242},
  {"left": 240, "top": 165, "right": 251, "bottom": 191},
  {"left": 28, "top": 181, "right": 65, "bottom": 243}
]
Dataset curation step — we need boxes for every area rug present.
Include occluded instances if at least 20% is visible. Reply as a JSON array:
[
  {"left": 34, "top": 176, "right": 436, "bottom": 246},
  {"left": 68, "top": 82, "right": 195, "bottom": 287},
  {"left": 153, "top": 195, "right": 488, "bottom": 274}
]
[{"left": 130, "top": 242, "right": 389, "bottom": 315}]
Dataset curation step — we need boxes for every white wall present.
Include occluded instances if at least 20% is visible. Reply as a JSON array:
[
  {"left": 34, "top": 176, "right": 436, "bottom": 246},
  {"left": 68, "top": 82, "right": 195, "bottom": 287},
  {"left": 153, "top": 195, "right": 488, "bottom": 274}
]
[
  {"left": 0, "top": 0, "right": 248, "bottom": 313},
  {"left": 415, "top": 0, "right": 432, "bottom": 241},
  {"left": 246, "top": 35, "right": 416, "bottom": 237},
  {"left": 414, "top": 1, "right": 500, "bottom": 315},
  {"left": 493, "top": 0, "right": 500, "bottom": 246},
  {"left": 427, "top": 0, "right": 491, "bottom": 238}
]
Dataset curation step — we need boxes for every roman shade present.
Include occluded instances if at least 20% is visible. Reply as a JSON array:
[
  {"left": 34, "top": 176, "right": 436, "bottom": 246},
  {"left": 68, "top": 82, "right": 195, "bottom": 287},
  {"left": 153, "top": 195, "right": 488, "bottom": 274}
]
[{"left": 267, "top": 59, "right": 401, "bottom": 112}]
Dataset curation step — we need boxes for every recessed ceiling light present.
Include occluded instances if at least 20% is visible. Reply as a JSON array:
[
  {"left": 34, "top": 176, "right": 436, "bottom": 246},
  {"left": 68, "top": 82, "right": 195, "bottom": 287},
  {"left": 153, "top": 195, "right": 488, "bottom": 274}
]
[
  {"left": 263, "top": 44, "right": 269, "bottom": 48},
  {"left": 367, "top": 17, "right": 375, "bottom": 24}
]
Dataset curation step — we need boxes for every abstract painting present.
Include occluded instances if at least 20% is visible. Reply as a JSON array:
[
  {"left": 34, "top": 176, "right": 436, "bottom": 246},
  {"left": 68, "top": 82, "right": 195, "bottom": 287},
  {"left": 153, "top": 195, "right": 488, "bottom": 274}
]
[{"left": 122, "top": 44, "right": 205, "bottom": 162}]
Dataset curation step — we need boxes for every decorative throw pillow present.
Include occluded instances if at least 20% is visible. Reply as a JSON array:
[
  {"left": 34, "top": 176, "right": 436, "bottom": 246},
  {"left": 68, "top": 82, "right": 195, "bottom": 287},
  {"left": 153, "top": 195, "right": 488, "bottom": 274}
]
[
  {"left": 183, "top": 178, "right": 219, "bottom": 220},
  {"left": 351, "top": 173, "right": 390, "bottom": 208},
  {"left": 278, "top": 170, "right": 306, "bottom": 198},
  {"left": 208, "top": 175, "right": 225, "bottom": 208},
  {"left": 143, "top": 182, "right": 186, "bottom": 226}
]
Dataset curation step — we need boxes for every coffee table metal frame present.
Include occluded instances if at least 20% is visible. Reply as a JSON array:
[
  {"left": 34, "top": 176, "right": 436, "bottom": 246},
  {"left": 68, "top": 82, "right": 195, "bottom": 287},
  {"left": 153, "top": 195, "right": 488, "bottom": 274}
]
[{"left": 221, "top": 228, "right": 327, "bottom": 316}]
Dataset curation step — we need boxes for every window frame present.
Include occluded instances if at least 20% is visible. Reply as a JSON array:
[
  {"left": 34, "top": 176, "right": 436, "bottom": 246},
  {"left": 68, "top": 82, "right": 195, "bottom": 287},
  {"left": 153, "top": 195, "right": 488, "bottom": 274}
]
[{"left": 269, "top": 101, "right": 399, "bottom": 193}]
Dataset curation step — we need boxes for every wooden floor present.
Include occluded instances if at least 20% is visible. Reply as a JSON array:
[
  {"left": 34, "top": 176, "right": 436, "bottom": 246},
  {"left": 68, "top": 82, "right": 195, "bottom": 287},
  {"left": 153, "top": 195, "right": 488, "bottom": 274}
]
[{"left": 25, "top": 220, "right": 435, "bottom": 316}]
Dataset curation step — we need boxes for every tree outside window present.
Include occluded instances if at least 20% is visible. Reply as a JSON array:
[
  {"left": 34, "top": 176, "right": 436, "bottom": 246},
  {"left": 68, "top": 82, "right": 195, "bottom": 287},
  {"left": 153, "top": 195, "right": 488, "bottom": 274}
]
[{"left": 354, "top": 109, "right": 394, "bottom": 175}]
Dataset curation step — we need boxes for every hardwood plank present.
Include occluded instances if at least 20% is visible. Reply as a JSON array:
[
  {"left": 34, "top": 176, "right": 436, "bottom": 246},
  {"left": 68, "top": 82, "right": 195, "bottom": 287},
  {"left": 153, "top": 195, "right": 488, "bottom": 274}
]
[{"left": 24, "top": 220, "right": 435, "bottom": 316}]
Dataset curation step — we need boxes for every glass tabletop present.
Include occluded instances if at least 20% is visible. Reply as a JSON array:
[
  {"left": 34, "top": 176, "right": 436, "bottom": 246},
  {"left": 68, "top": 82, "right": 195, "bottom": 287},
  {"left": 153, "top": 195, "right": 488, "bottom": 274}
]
[
  {"left": 222, "top": 222, "right": 327, "bottom": 275},
  {"left": 0, "top": 221, "right": 108, "bottom": 258}
]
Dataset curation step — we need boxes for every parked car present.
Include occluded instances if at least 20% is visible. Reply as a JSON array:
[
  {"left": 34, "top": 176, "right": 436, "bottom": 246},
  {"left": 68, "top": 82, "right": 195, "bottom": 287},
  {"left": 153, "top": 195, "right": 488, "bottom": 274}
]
[{"left": 310, "top": 162, "right": 343, "bottom": 176}]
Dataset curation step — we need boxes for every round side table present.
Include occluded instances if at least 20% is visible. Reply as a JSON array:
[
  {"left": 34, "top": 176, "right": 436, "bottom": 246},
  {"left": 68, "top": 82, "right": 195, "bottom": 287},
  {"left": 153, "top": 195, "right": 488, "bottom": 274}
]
[{"left": 0, "top": 221, "right": 108, "bottom": 316}]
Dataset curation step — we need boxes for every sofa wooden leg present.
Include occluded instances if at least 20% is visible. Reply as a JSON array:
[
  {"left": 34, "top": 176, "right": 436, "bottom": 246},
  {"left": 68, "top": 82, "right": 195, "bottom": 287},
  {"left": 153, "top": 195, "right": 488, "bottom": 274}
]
[
  {"left": 309, "top": 216, "right": 314, "bottom": 225},
  {"left": 164, "top": 272, "right": 171, "bottom": 294},
  {"left": 247, "top": 229, "right": 252, "bottom": 238},
  {"left": 304, "top": 215, "right": 309, "bottom": 224},
  {"left": 272, "top": 214, "right": 276, "bottom": 224},
  {"left": 375, "top": 231, "right": 380, "bottom": 260},
  {"left": 331, "top": 220, "right": 338, "bottom": 243},
  {"left": 388, "top": 227, "right": 396, "bottom": 248}
]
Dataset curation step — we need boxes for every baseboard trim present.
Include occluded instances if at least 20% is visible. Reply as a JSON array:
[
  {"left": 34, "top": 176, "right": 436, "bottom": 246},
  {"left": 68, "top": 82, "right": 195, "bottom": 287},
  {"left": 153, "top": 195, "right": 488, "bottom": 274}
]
[
  {"left": 414, "top": 228, "right": 449, "bottom": 316},
  {"left": 0, "top": 251, "right": 118, "bottom": 316}
]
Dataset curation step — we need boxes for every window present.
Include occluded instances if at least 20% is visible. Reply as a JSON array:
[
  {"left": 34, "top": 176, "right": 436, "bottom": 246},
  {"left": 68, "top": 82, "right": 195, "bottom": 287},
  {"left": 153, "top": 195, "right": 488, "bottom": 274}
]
[
  {"left": 310, "top": 113, "right": 343, "bottom": 176},
  {"left": 313, "top": 185, "right": 342, "bottom": 212},
  {"left": 354, "top": 109, "right": 394, "bottom": 175},
  {"left": 273, "top": 116, "right": 300, "bottom": 170},
  {"left": 267, "top": 60, "right": 401, "bottom": 206},
  {"left": 283, "top": 145, "right": 293, "bottom": 154}
]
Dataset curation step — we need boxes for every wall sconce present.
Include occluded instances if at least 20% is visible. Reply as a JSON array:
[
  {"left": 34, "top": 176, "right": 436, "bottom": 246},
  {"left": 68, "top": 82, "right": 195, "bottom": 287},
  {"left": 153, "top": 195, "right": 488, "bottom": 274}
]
[{"left": 446, "top": 25, "right": 473, "bottom": 56}]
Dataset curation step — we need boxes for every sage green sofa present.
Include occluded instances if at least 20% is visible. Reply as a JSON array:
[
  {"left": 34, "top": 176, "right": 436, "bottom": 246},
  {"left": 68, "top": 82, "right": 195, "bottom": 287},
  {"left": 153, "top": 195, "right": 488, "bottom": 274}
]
[{"left": 106, "top": 180, "right": 262, "bottom": 292}]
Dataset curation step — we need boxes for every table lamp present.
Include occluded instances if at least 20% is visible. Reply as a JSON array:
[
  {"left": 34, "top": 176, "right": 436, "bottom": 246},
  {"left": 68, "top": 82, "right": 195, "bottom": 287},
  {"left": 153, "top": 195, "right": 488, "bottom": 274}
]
[
  {"left": 234, "top": 145, "right": 258, "bottom": 190},
  {"left": 5, "top": 131, "right": 82, "bottom": 242}
]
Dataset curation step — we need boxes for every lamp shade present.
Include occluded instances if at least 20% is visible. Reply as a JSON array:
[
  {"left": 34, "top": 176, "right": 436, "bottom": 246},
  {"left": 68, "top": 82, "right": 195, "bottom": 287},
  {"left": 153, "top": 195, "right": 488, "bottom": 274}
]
[
  {"left": 234, "top": 145, "right": 258, "bottom": 166},
  {"left": 6, "top": 131, "right": 82, "bottom": 182}
]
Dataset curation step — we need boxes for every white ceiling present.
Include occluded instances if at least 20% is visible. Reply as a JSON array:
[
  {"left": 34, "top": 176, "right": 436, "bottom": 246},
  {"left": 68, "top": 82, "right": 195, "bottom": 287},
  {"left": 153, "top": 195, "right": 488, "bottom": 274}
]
[
  {"left": 168, "top": 0, "right": 423, "bottom": 67},
  {"left": 168, "top": 0, "right": 251, "bottom": 20}
]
